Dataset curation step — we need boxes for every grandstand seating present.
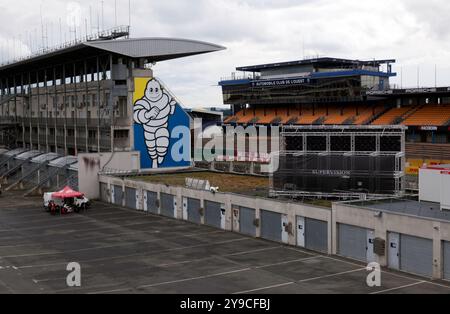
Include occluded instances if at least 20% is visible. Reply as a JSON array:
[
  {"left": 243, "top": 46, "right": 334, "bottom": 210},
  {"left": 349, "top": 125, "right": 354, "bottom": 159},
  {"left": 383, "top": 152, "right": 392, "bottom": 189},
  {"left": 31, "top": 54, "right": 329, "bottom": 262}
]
[
  {"left": 402, "top": 105, "right": 450, "bottom": 126},
  {"left": 372, "top": 107, "right": 412, "bottom": 125},
  {"left": 226, "top": 105, "right": 388, "bottom": 125},
  {"left": 296, "top": 108, "right": 326, "bottom": 124},
  {"left": 227, "top": 104, "right": 450, "bottom": 126},
  {"left": 352, "top": 106, "right": 385, "bottom": 125},
  {"left": 323, "top": 107, "right": 357, "bottom": 125},
  {"left": 257, "top": 109, "right": 278, "bottom": 124}
]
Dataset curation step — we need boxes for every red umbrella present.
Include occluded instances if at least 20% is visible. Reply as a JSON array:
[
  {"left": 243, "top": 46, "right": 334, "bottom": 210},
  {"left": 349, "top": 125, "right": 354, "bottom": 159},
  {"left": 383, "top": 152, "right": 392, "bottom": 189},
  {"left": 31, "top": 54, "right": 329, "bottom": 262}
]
[{"left": 52, "top": 186, "right": 84, "bottom": 199}]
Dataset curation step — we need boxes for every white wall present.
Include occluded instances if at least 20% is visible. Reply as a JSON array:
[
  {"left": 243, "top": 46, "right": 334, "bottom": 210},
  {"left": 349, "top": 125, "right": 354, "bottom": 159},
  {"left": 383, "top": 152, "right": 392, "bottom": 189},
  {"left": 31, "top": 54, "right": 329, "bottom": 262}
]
[
  {"left": 98, "top": 174, "right": 333, "bottom": 254},
  {"left": 333, "top": 202, "right": 450, "bottom": 279},
  {"left": 419, "top": 168, "right": 442, "bottom": 203},
  {"left": 441, "top": 174, "right": 450, "bottom": 211},
  {"left": 78, "top": 151, "right": 141, "bottom": 199}
]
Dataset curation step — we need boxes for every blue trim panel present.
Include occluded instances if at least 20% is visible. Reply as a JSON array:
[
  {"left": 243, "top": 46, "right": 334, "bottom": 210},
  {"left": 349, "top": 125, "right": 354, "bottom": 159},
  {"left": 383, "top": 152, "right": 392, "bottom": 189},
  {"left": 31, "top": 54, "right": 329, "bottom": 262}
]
[
  {"left": 219, "top": 79, "right": 252, "bottom": 86},
  {"left": 311, "top": 70, "right": 396, "bottom": 79}
]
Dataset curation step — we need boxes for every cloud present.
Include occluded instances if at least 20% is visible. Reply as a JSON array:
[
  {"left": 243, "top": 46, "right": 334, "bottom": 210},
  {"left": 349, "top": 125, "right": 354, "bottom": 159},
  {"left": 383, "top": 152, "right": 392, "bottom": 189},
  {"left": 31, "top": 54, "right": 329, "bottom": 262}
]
[{"left": 0, "top": 0, "right": 449, "bottom": 107}]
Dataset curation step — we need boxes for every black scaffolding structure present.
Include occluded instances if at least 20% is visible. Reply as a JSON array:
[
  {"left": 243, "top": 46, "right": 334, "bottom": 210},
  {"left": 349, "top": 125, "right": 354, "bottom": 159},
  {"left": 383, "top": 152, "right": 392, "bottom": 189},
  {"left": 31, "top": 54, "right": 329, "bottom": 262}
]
[{"left": 270, "top": 125, "right": 406, "bottom": 199}]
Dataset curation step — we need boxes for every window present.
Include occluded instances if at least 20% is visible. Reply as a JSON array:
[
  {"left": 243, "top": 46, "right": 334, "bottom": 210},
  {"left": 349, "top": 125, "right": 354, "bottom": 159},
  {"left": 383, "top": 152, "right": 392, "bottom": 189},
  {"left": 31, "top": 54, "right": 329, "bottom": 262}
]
[
  {"left": 114, "top": 130, "right": 129, "bottom": 139},
  {"left": 118, "top": 97, "right": 127, "bottom": 118}
]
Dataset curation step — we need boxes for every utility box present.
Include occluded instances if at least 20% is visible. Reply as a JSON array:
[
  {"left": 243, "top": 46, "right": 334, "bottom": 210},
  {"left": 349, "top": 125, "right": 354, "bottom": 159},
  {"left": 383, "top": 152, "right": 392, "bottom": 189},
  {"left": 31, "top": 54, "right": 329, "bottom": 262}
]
[
  {"left": 419, "top": 166, "right": 447, "bottom": 203},
  {"left": 419, "top": 165, "right": 450, "bottom": 211},
  {"left": 441, "top": 171, "right": 450, "bottom": 211},
  {"left": 374, "top": 238, "right": 386, "bottom": 256}
]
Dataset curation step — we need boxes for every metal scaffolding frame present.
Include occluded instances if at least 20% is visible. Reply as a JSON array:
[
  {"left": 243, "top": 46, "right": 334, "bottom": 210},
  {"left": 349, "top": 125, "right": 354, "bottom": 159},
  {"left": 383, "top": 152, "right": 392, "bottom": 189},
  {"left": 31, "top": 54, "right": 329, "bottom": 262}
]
[{"left": 271, "top": 125, "right": 407, "bottom": 200}]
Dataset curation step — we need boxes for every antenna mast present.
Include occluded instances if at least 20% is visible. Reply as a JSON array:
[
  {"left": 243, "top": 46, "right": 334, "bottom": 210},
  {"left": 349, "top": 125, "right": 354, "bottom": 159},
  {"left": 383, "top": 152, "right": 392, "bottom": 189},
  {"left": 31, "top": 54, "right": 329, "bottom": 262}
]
[{"left": 115, "top": 0, "right": 118, "bottom": 27}]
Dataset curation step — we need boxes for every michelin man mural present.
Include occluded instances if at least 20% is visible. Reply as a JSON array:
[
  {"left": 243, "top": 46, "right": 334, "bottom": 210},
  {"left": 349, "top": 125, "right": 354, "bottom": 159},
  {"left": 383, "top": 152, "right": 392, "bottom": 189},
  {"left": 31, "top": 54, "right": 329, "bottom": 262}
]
[{"left": 133, "top": 78, "right": 190, "bottom": 169}]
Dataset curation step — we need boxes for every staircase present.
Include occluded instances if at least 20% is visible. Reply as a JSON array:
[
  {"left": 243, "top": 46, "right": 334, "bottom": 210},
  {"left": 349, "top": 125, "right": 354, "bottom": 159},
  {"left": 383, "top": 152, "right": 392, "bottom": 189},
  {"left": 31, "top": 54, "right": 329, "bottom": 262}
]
[
  {"left": 0, "top": 159, "right": 28, "bottom": 182},
  {"left": 0, "top": 154, "right": 20, "bottom": 174},
  {"left": 364, "top": 107, "right": 390, "bottom": 125},
  {"left": 0, "top": 95, "right": 15, "bottom": 105},
  {"left": 400, "top": 104, "right": 424, "bottom": 123},
  {"left": 5, "top": 162, "right": 49, "bottom": 192},
  {"left": 23, "top": 165, "right": 72, "bottom": 197}
]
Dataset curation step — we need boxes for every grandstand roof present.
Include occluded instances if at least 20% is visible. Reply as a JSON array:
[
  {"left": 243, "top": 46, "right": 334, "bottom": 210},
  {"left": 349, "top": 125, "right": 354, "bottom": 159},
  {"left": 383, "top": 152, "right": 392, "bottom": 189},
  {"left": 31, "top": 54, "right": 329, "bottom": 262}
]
[
  {"left": 236, "top": 57, "right": 396, "bottom": 72},
  {"left": 0, "top": 38, "right": 225, "bottom": 76}
]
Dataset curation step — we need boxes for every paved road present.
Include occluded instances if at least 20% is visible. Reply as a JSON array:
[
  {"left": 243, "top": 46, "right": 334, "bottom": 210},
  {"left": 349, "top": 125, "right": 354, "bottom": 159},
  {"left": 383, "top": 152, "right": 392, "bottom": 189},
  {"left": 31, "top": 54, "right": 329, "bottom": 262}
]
[{"left": 0, "top": 195, "right": 449, "bottom": 294}]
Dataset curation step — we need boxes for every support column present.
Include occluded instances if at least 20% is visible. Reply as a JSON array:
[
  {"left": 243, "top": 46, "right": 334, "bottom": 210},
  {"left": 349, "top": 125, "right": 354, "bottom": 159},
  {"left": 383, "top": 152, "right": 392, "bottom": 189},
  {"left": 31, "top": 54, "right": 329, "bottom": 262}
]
[
  {"left": 36, "top": 71, "right": 41, "bottom": 151},
  {"left": 97, "top": 56, "right": 101, "bottom": 152},
  {"left": 73, "top": 62, "right": 78, "bottom": 155},
  {"left": 84, "top": 59, "right": 89, "bottom": 152},
  {"left": 63, "top": 64, "right": 68, "bottom": 155},
  {"left": 44, "top": 68, "right": 49, "bottom": 152}
]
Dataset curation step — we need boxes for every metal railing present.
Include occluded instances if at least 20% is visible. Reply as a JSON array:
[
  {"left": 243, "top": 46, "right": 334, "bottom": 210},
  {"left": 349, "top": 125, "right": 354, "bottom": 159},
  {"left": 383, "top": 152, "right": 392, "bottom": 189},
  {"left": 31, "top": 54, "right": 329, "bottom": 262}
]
[{"left": 0, "top": 26, "right": 130, "bottom": 68}]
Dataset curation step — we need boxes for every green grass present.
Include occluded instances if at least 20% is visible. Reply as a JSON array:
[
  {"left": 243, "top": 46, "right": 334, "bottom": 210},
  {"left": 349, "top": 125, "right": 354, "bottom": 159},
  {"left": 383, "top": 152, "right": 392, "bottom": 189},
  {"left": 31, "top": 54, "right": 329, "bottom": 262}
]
[{"left": 131, "top": 171, "right": 270, "bottom": 196}]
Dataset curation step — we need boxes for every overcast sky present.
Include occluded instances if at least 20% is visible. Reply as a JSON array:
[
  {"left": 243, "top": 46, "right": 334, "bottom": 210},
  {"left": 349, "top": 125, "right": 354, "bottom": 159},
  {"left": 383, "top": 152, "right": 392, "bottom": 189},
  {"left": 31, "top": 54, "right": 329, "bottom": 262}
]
[{"left": 0, "top": 0, "right": 449, "bottom": 108}]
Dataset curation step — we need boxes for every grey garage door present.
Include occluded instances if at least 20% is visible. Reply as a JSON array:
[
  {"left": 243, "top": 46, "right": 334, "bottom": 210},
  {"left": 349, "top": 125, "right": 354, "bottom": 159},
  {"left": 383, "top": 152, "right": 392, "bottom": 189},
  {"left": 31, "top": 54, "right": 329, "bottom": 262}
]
[
  {"left": 125, "top": 187, "right": 137, "bottom": 210},
  {"left": 160, "top": 193, "right": 175, "bottom": 218},
  {"left": 187, "top": 198, "right": 202, "bottom": 224},
  {"left": 146, "top": 191, "right": 158, "bottom": 214},
  {"left": 305, "top": 218, "right": 328, "bottom": 253},
  {"left": 240, "top": 206, "right": 256, "bottom": 237},
  {"left": 400, "top": 235, "right": 433, "bottom": 278},
  {"left": 444, "top": 241, "right": 450, "bottom": 281},
  {"left": 113, "top": 185, "right": 123, "bottom": 206},
  {"left": 338, "top": 224, "right": 368, "bottom": 262},
  {"left": 205, "top": 201, "right": 222, "bottom": 228},
  {"left": 100, "top": 183, "right": 108, "bottom": 203},
  {"left": 261, "top": 210, "right": 282, "bottom": 242}
]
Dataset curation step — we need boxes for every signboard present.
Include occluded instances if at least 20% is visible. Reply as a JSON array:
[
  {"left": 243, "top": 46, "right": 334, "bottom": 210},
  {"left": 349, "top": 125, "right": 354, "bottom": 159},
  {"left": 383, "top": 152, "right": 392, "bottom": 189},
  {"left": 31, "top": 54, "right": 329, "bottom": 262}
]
[
  {"left": 251, "top": 77, "right": 311, "bottom": 88},
  {"left": 133, "top": 77, "right": 191, "bottom": 169},
  {"left": 420, "top": 126, "right": 438, "bottom": 131}
]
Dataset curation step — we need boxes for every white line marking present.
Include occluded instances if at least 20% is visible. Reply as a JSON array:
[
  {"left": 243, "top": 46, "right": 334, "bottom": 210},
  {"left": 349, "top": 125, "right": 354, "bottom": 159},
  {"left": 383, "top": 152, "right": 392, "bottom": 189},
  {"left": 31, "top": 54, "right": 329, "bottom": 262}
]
[
  {"left": 320, "top": 255, "right": 366, "bottom": 268},
  {"left": 157, "top": 246, "right": 284, "bottom": 268},
  {"left": 284, "top": 246, "right": 319, "bottom": 257},
  {"left": 0, "top": 213, "right": 174, "bottom": 232},
  {"left": 138, "top": 268, "right": 252, "bottom": 289},
  {"left": 233, "top": 282, "right": 295, "bottom": 295},
  {"left": 0, "top": 229, "right": 177, "bottom": 249},
  {"left": 88, "top": 287, "right": 132, "bottom": 294},
  {"left": 255, "top": 256, "right": 319, "bottom": 269},
  {"left": 15, "top": 237, "right": 250, "bottom": 269},
  {"left": 371, "top": 281, "right": 426, "bottom": 294},
  {"left": 0, "top": 218, "right": 203, "bottom": 243},
  {"left": 53, "top": 282, "right": 128, "bottom": 294},
  {"left": 88, "top": 268, "right": 252, "bottom": 294},
  {"left": 225, "top": 246, "right": 282, "bottom": 257},
  {"left": 2, "top": 229, "right": 226, "bottom": 259},
  {"left": 378, "top": 270, "right": 450, "bottom": 290},
  {"left": 296, "top": 267, "right": 367, "bottom": 283}
]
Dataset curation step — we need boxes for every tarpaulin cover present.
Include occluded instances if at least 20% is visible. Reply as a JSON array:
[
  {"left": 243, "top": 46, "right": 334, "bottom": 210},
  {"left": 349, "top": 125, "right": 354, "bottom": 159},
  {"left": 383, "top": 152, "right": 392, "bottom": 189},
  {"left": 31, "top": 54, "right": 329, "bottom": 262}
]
[{"left": 52, "top": 186, "right": 84, "bottom": 199}]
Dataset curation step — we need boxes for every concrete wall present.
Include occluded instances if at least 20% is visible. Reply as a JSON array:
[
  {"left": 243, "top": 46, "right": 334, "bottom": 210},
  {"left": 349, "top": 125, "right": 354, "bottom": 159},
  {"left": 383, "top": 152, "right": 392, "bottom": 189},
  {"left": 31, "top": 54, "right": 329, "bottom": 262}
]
[
  {"left": 98, "top": 174, "right": 332, "bottom": 254},
  {"left": 78, "top": 152, "right": 140, "bottom": 199},
  {"left": 333, "top": 202, "right": 450, "bottom": 279}
]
